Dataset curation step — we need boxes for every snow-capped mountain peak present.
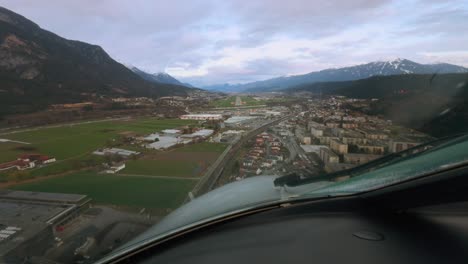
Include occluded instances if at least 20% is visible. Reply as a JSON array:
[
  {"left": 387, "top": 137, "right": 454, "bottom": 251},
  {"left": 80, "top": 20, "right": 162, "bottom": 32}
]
[
  {"left": 125, "top": 65, "right": 192, "bottom": 87},
  {"left": 205, "top": 58, "right": 468, "bottom": 93}
]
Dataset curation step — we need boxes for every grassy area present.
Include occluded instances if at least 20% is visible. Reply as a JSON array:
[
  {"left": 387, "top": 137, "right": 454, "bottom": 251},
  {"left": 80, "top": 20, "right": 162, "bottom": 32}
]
[
  {"left": 0, "top": 118, "right": 194, "bottom": 160},
  {"left": 1, "top": 119, "right": 221, "bottom": 211},
  {"left": 3, "top": 118, "right": 196, "bottom": 159},
  {"left": 10, "top": 171, "right": 196, "bottom": 209},
  {"left": 121, "top": 159, "right": 202, "bottom": 177},
  {"left": 0, "top": 118, "right": 197, "bottom": 182},
  {"left": 0, "top": 154, "right": 104, "bottom": 183},
  {"left": 0, "top": 142, "right": 26, "bottom": 163}
]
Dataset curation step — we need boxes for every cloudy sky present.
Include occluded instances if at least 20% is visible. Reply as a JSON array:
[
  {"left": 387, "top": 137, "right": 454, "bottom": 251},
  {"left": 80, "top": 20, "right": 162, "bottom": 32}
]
[{"left": 1, "top": 0, "right": 467, "bottom": 86}]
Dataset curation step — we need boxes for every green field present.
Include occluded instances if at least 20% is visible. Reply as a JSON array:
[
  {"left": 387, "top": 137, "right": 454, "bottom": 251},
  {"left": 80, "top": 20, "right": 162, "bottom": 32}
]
[
  {"left": 11, "top": 171, "right": 195, "bottom": 209},
  {"left": 2, "top": 118, "right": 196, "bottom": 159},
  {"left": 122, "top": 160, "right": 201, "bottom": 177},
  {"left": 0, "top": 118, "right": 197, "bottom": 179},
  {"left": 0, "top": 118, "right": 225, "bottom": 212},
  {"left": 121, "top": 143, "right": 227, "bottom": 177},
  {"left": 0, "top": 142, "right": 26, "bottom": 163}
]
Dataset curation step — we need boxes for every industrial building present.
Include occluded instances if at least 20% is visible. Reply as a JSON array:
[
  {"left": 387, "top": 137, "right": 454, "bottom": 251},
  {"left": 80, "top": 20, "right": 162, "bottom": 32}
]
[
  {"left": 0, "top": 190, "right": 90, "bottom": 263},
  {"left": 224, "top": 116, "right": 256, "bottom": 127},
  {"left": 180, "top": 114, "right": 223, "bottom": 120},
  {"left": 145, "top": 129, "right": 214, "bottom": 150},
  {"left": 93, "top": 148, "right": 140, "bottom": 157}
]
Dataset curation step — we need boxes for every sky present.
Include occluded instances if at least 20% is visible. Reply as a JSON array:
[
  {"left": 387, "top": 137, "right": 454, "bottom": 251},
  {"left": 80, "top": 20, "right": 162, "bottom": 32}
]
[{"left": 1, "top": 0, "right": 467, "bottom": 86}]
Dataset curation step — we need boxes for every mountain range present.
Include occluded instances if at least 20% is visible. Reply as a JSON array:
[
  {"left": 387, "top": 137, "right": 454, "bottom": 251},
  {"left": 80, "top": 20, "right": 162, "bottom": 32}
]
[
  {"left": 204, "top": 58, "right": 468, "bottom": 93},
  {"left": 126, "top": 65, "right": 193, "bottom": 87},
  {"left": 0, "top": 6, "right": 192, "bottom": 116}
]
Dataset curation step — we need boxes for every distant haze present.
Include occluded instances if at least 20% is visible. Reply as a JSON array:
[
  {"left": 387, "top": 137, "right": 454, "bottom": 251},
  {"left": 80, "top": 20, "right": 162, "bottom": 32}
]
[{"left": 1, "top": 0, "right": 467, "bottom": 86}]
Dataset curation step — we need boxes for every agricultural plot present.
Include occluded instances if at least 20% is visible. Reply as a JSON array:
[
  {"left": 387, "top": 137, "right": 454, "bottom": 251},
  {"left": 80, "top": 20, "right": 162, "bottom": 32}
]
[
  {"left": 3, "top": 118, "right": 196, "bottom": 159},
  {"left": 121, "top": 143, "right": 227, "bottom": 177},
  {"left": 0, "top": 118, "right": 197, "bottom": 180},
  {"left": 1, "top": 118, "right": 225, "bottom": 212},
  {"left": 11, "top": 171, "right": 195, "bottom": 209},
  {"left": 175, "top": 142, "right": 227, "bottom": 153}
]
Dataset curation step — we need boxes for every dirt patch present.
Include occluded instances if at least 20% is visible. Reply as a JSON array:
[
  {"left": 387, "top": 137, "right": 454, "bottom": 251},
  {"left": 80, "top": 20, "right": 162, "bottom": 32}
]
[{"left": 118, "top": 131, "right": 138, "bottom": 136}]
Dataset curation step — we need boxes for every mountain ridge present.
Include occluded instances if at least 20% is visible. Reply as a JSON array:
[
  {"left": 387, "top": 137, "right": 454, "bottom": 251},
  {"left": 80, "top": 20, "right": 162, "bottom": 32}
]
[
  {"left": 0, "top": 6, "right": 191, "bottom": 116},
  {"left": 126, "top": 65, "right": 194, "bottom": 87},
  {"left": 203, "top": 58, "right": 468, "bottom": 93}
]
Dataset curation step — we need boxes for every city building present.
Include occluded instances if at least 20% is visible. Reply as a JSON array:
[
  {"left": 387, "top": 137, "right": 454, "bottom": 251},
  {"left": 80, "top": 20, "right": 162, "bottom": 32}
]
[
  {"left": 357, "top": 128, "right": 389, "bottom": 140},
  {"left": 356, "top": 144, "right": 385, "bottom": 155},
  {"left": 341, "top": 136, "right": 367, "bottom": 145},
  {"left": 330, "top": 139, "right": 348, "bottom": 154},
  {"left": 319, "top": 148, "right": 339, "bottom": 164},
  {"left": 388, "top": 135, "right": 430, "bottom": 153},
  {"left": 301, "top": 145, "right": 328, "bottom": 155},
  {"left": 317, "top": 136, "right": 339, "bottom": 145},
  {"left": 311, "top": 125, "right": 326, "bottom": 137}
]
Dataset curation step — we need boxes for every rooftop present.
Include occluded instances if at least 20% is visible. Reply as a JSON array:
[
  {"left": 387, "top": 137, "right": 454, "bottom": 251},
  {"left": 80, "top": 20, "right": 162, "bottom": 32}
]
[
  {"left": 146, "top": 134, "right": 185, "bottom": 149},
  {"left": 161, "top": 129, "right": 182, "bottom": 134},
  {"left": 224, "top": 116, "right": 256, "bottom": 124},
  {"left": 0, "top": 190, "right": 87, "bottom": 204}
]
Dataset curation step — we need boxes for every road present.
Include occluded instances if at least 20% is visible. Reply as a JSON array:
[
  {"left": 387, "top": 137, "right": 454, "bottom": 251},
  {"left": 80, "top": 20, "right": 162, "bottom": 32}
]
[{"left": 235, "top": 96, "right": 242, "bottom": 106}]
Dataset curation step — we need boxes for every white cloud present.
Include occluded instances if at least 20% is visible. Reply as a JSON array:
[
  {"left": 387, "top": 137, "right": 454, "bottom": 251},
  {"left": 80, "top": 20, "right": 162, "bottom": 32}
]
[{"left": 0, "top": 0, "right": 467, "bottom": 86}]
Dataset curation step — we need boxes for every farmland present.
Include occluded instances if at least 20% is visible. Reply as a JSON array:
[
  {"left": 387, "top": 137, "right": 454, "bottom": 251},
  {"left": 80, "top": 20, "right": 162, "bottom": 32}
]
[
  {"left": 0, "top": 117, "right": 227, "bottom": 211},
  {"left": 10, "top": 171, "right": 195, "bottom": 209},
  {"left": 1, "top": 118, "right": 197, "bottom": 159},
  {"left": 122, "top": 160, "right": 201, "bottom": 177},
  {"left": 121, "top": 142, "right": 227, "bottom": 177},
  {"left": 0, "top": 118, "right": 197, "bottom": 181}
]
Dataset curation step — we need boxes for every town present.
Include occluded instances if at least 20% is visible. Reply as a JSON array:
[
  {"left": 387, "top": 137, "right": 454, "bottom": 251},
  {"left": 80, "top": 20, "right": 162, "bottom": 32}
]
[{"left": 0, "top": 94, "right": 434, "bottom": 263}]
